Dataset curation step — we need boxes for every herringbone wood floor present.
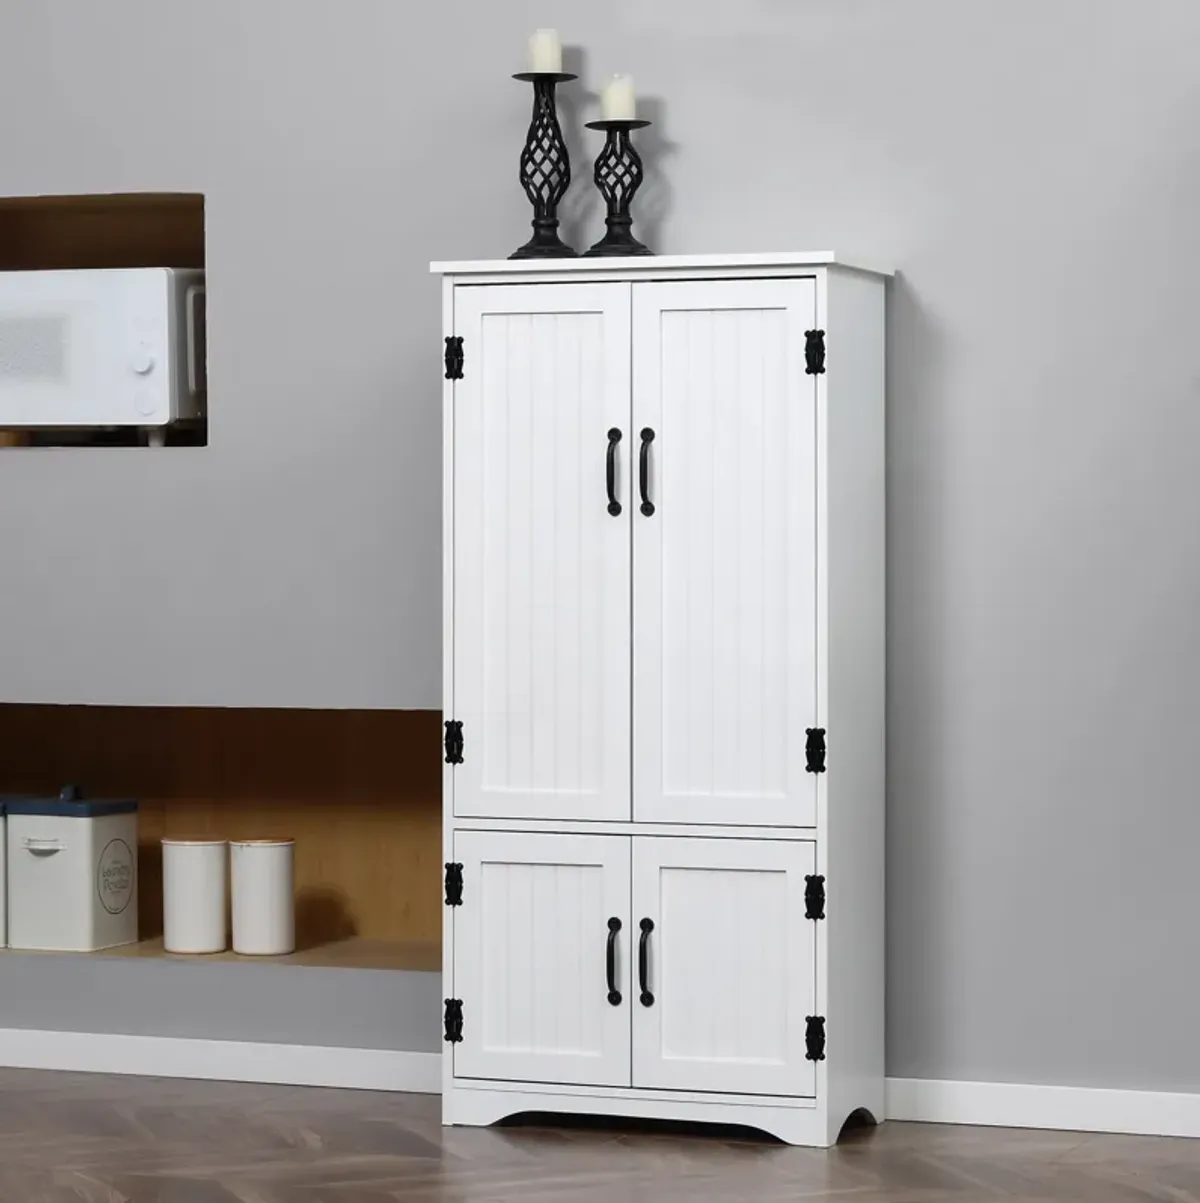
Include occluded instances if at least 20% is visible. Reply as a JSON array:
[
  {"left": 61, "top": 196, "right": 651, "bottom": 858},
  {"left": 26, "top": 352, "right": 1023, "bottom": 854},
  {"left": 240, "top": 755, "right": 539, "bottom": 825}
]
[{"left": 0, "top": 1069, "right": 1195, "bottom": 1202}]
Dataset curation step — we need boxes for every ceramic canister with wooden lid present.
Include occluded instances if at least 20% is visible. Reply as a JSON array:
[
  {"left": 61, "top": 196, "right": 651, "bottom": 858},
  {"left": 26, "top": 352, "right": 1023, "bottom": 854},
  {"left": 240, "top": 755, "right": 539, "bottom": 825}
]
[
  {"left": 162, "top": 838, "right": 228, "bottom": 954},
  {"left": 230, "top": 838, "right": 295, "bottom": 956}
]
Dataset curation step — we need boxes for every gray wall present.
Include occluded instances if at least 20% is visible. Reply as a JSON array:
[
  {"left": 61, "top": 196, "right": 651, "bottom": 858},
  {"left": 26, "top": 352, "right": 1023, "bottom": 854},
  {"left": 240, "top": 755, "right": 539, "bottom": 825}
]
[
  {"left": 0, "top": 954, "right": 441, "bottom": 1052},
  {"left": 2, "top": 0, "right": 1199, "bottom": 1095}
]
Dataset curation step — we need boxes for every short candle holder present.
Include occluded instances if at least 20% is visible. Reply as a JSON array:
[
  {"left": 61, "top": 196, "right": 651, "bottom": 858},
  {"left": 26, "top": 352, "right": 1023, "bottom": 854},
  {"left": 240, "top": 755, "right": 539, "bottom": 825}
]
[
  {"left": 511, "top": 72, "right": 579, "bottom": 259},
  {"left": 584, "top": 118, "right": 654, "bottom": 258}
]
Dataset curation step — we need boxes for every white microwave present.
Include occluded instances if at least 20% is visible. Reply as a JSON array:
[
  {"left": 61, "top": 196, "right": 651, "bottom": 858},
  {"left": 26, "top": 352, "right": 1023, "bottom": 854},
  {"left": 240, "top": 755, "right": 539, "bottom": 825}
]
[{"left": 0, "top": 267, "right": 205, "bottom": 429}]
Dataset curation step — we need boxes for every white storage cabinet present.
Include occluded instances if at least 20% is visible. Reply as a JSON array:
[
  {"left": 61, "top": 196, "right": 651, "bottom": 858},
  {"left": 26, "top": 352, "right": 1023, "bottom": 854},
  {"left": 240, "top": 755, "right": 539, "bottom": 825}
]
[
  {"left": 6, "top": 788, "right": 139, "bottom": 952},
  {"left": 434, "top": 252, "right": 888, "bottom": 1147}
]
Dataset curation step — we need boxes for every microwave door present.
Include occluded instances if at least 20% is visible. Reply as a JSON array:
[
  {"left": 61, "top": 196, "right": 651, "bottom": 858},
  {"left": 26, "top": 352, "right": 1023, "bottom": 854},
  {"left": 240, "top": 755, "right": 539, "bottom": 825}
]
[{"left": 0, "top": 270, "right": 171, "bottom": 428}]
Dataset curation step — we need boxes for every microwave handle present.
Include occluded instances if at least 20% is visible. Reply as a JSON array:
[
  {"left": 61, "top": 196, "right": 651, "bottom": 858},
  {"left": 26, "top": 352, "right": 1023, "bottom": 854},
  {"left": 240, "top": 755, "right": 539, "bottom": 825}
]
[{"left": 185, "top": 283, "right": 205, "bottom": 396}]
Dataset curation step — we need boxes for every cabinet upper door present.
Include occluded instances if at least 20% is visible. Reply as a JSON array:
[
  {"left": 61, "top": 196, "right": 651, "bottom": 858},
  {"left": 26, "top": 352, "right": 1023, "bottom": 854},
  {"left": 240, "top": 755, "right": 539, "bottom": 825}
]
[
  {"left": 632, "top": 279, "right": 819, "bottom": 827},
  {"left": 631, "top": 836, "right": 818, "bottom": 1097},
  {"left": 451, "top": 284, "right": 632, "bottom": 822},
  {"left": 452, "top": 830, "right": 632, "bottom": 1088}
]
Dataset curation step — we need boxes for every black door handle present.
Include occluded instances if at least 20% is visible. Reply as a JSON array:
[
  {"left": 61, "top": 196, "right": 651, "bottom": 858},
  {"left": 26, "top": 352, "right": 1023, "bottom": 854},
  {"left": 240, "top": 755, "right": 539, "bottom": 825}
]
[
  {"left": 638, "top": 917, "right": 655, "bottom": 1006},
  {"left": 639, "top": 428, "right": 655, "bottom": 517},
  {"left": 606, "top": 917, "right": 622, "bottom": 1006},
  {"left": 606, "top": 428, "right": 622, "bottom": 516}
]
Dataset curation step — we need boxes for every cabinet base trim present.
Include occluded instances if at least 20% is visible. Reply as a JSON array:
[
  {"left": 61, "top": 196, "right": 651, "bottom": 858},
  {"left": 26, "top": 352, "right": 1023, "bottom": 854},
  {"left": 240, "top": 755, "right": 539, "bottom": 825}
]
[
  {"left": 454, "top": 1076, "right": 817, "bottom": 1109},
  {"left": 446, "top": 1084, "right": 833, "bottom": 1146},
  {"left": 0, "top": 1028, "right": 440, "bottom": 1094},
  {"left": 886, "top": 1077, "right": 1200, "bottom": 1140}
]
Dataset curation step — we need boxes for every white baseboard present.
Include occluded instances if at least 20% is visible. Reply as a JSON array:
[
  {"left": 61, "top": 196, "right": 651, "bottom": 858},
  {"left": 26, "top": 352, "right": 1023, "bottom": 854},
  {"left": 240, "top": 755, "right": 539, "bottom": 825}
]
[
  {"left": 0, "top": 1028, "right": 441, "bottom": 1094},
  {"left": 887, "top": 1077, "right": 1200, "bottom": 1140},
  {"left": 0, "top": 1039, "right": 1191, "bottom": 1141}
]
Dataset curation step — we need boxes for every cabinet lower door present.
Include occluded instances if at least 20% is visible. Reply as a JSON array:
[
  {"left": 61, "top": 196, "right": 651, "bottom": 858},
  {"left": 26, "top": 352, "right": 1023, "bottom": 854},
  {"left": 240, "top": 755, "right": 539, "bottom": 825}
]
[
  {"left": 452, "top": 831, "right": 632, "bottom": 1088},
  {"left": 631, "top": 836, "right": 817, "bottom": 1097},
  {"left": 632, "top": 279, "right": 819, "bottom": 827},
  {"left": 451, "top": 283, "right": 632, "bottom": 823}
]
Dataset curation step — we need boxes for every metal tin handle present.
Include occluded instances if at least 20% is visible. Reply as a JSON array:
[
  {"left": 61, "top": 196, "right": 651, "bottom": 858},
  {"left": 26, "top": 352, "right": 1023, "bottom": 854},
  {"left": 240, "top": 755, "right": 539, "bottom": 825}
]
[{"left": 23, "top": 838, "right": 64, "bottom": 854}]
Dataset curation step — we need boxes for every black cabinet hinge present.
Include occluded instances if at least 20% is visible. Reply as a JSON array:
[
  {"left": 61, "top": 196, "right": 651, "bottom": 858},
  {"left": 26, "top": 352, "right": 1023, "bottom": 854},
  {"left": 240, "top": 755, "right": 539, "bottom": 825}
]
[
  {"left": 444, "top": 336, "right": 464, "bottom": 380},
  {"left": 443, "top": 998, "right": 464, "bottom": 1043},
  {"left": 444, "top": 720, "right": 464, "bottom": 765},
  {"left": 805, "top": 728, "right": 827, "bottom": 774},
  {"left": 806, "top": 1015, "right": 826, "bottom": 1062},
  {"left": 805, "top": 329, "right": 826, "bottom": 375},
  {"left": 805, "top": 874, "right": 826, "bottom": 921},
  {"left": 444, "top": 862, "right": 464, "bottom": 907}
]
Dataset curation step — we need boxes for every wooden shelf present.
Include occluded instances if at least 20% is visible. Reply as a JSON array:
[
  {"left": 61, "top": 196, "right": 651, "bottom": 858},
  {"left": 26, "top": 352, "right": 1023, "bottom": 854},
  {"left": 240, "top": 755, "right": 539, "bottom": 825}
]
[
  {"left": 98, "top": 935, "right": 440, "bottom": 972},
  {"left": 0, "top": 192, "right": 204, "bottom": 272},
  {"left": 2, "top": 936, "right": 439, "bottom": 972},
  {"left": 0, "top": 193, "right": 206, "bottom": 448},
  {"left": 0, "top": 706, "right": 444, "bottom": 957}
]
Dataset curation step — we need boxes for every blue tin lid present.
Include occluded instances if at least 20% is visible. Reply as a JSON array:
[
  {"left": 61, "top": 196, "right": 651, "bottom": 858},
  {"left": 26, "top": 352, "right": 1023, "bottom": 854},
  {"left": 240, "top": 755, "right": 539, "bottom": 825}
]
[{"left": 2, "top": 785, "right": 138, "bottom": 819}]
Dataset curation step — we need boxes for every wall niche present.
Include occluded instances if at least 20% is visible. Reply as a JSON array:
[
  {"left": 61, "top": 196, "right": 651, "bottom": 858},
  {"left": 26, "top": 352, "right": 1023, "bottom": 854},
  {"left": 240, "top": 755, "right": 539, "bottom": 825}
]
[{"left": 0, "top": 193, "right": 207, "bottom": 449}]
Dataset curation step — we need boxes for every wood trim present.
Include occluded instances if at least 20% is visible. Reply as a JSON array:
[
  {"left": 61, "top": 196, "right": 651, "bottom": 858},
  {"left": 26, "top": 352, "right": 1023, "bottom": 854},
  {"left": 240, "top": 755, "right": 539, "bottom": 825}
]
[
  {"left": 0, "top": 193, "right": 204, "bottom": 271},
  {"left": 94, "top": 935, "right": 440, "bottom": 972}
]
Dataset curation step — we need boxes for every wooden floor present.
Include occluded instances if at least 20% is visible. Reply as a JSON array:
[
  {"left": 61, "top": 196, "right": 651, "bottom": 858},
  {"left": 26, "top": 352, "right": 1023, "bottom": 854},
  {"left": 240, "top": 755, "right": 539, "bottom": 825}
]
[{"left": 0, "top": 1070, "right": 1195, "bottom": 1202}]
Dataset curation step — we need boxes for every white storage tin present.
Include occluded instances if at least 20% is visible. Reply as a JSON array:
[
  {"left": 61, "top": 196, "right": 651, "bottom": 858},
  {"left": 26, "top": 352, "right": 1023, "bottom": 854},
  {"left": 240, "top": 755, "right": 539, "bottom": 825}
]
[
  {"left": 230, "top": 839, "right": 295, "bottom": 956},
  {"left": 6, "top": 787, "right": 139, "bottom": 952},
  {"left": 162, "top": 838, "right": 228, "bottom": 954}
]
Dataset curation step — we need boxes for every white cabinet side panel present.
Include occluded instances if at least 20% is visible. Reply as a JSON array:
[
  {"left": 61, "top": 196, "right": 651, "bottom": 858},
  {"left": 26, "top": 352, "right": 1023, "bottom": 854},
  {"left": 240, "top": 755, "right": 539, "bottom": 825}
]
[
  {"left": 631, "top": 836, "right": 817, "bottom": 1097},
  {"left": 452, "top": 284, "right": 632, "bottom": 822},
  {"left": 821, "top": 268, "right": 887, "bottom": 1130},
  {"left": 632, "top": 279, "right": 818, "bottom": 827},
  {"left": 452, "top": 830, "right": 632, "bottom": 1088},
  {"left": 442, "top": 272, "right": 458, "bottom": 1106}
]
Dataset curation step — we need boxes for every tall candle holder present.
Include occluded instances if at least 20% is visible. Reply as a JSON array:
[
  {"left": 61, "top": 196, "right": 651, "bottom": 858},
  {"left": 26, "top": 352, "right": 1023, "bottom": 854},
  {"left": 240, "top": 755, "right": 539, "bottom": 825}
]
[
  {"left": 511, "top": 72, "right": 578, "bottom": 259},
  {"left": 584, "top": 119, "right": 654, "bottom": 257}
]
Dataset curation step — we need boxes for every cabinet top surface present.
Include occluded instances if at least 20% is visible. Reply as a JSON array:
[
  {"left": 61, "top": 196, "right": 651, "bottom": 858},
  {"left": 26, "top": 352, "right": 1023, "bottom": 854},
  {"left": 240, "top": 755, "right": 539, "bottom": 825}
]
[{"left": 430, "top": 250, "right": 893, "bottom": 279}]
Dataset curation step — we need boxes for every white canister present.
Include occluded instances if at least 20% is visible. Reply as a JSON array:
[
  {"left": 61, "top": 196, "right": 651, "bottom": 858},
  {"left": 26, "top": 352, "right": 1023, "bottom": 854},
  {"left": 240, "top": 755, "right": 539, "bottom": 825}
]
[
  {"left": 230, "top": 839, "right": 295, "bottom": 956},
  {"left": 162, "top": 839, "right": 228, "bottom": 954}
]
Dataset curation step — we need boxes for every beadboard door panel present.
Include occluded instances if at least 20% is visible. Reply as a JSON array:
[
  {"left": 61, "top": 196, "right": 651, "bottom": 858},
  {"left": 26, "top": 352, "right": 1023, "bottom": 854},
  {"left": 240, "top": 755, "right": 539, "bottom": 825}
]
[
  {"left": 451, "top": 285, "right": 632, "bottom": 823},
  {"left": 452, "top": 830, "right": 632, "bottom": 1088},
  {"left": 632, "top": 280, "right": 819, "bottom": 827},
  {"left": 631, "top": 836, "right": 818, "bottom": 1097}
]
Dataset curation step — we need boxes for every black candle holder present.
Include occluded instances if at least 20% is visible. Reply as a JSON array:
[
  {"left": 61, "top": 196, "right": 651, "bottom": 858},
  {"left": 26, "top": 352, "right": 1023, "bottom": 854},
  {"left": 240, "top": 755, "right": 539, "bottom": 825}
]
[
  {"left": 511, "top": 72, "right": 578, "bottom": 259},
  {"left": 584, "top": 119, "right": 654, "bottom": 257}
]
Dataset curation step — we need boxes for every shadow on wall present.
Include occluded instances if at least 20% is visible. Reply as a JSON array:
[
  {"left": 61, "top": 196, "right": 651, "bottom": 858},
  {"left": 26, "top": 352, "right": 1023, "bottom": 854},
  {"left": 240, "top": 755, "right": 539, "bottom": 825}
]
[
  {"left": 882, "top": 271, "right": 960, "bottom": 1077},
  {"left": 629, "top": 96, "right": 677, "bottom": 254},
  {"left": 294, "top": 887, "right": 358, "bottom": 950},
  {"left": 558, "top": 44, "right": 600, "bottom": 251}
]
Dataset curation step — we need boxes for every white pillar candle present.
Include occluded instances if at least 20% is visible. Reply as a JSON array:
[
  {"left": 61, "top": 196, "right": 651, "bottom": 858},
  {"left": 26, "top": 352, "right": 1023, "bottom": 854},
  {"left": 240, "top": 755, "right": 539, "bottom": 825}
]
[
  {"left": 600, "top": 74, "right": 636, "bottom": 120},
  {"left": 528, "top": 28, "right": 563, "bottom": 74}
]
